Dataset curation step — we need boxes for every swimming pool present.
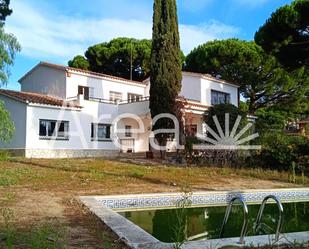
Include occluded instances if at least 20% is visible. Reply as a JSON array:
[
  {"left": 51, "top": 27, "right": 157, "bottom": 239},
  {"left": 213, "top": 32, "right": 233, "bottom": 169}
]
[
  {"left": 119, "top": 202, "right": 309, "bottom": 243},
  {"left": 80, "top": 188, "right": 309, "bottom": 249}
]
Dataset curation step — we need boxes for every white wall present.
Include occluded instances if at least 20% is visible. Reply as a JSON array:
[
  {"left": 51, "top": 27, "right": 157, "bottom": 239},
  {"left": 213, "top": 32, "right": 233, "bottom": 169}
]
[
  {"left": 66, "top": 72, "right": 146, "bottom": 101},
  {"left": 201, "top": 78, "right": 238, "bottom": 106},
  {"left": 0, "top": 96, "right": 27, "bottom": 149},
  {"left": 118, "top": 100, "right": 150, "bottom": 116},
  {"left": 116, "top": 116, "right": 151, "bottom": 152},
  {"left": 180, "top": 75, "right": 202, "bottom": 101},
  {"left": 179, "top": 74, "right": 238, "bottom": 106},
  {"left": 24, "top": 101, "right": 151, "bottom": 152},
  {"left": 25, "top": 103, "right": 119, "bottom": 151},
  {"left": 20, "top": 66, "right": 66, "bottom": 99}
]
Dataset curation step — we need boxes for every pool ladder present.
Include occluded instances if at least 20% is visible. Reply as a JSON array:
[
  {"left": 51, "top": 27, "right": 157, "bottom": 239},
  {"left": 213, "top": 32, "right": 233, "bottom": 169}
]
[{"left": 219, "top": 195, "right": 284, "bottom": 244}]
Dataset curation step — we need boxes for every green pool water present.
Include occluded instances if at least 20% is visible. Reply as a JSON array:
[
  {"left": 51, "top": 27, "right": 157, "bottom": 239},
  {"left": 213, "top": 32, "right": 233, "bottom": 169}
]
[{"left": 119, "top": 202, "right": 309, "bottom": 242}]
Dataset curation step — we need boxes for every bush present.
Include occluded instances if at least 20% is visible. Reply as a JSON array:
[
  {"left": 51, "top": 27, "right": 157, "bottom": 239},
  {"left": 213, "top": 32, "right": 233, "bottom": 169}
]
[
  {"left": 255, "top": 132, "right": 309, "bottom": 171},
  {"left": 0, "top": 150, "right": 10, "bottom": 161},
  {"left": 255, "top": 109, "right": 286, "bottom": 133},
  {"left": 204, "top": 104, "right": 247, "bottom": 138},
  {"left": 185, "top": 136, "right": 201, "bottom": 156}
]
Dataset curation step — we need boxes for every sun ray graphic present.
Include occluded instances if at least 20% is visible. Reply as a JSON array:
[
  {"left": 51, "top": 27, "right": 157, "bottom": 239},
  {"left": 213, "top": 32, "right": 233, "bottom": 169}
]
[{"left": 197, "top": 113, "right": 261, "bottom": 150}]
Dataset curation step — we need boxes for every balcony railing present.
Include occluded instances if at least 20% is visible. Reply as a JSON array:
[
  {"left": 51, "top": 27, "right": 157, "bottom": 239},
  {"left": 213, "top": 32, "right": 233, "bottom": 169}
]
[
  {"left": 84, "top": 96, "right": 150, "bottom": 105},
  {"left": 66, "top": 95, "right": 150, "bottom": 105}
]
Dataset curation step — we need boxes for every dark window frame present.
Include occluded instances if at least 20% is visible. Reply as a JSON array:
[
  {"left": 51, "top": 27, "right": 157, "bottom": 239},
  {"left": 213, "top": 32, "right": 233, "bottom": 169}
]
[
  {"left": 91, "top": 123, "right": 112, "bottom": 141},
  {"left": 125, "top": 125, "right": 132, "bottom": 137},
  {"left": 39, "top": 119, "right": 69, "bottom": 140},
  {"left": 185, "top": 124, "right": 198, "bottom": 137},
  {"left": 211, "top": 90, "right": 231, "bottom": 105},
  {"left": 78, "top": 85, "right": 91, "bottom": 100}
]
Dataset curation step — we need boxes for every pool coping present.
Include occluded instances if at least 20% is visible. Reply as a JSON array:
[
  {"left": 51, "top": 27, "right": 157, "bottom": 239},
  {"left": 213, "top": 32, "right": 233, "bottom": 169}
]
[{"left": 80, "top": 188, "right": 309, "bottom": 249}]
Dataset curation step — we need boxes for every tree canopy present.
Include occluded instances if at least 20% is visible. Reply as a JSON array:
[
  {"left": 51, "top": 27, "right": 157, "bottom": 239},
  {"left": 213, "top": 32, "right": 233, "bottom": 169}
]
[
  {"left": 69, "top": 37, "right": 185, "bottom": 81},
  {"left": 0, "top": 0, "right": 18, "bottom": 142},
  {"left": 150, "top": 0, "right": 182, "bottom": 153},
  {"left": 68, "top": 55, "right": 89, "bottom": 70},
  {"left": 0, "top": 100, "right": 14, "bottom": 142},
  {"left": 0, "top": 24, "right": 21, "bottom": 85},
  {"left": 69, "top": 38, "right": 152, "bottom": 81},
  {"left": 255, "top": 0, "right": 309, "bottom": 70},
  {"left": 185, "top": 39, "right": 306, "bottom": 114},
  {"left": 0, "top": 0, "right": 12, "bottom": 22}
]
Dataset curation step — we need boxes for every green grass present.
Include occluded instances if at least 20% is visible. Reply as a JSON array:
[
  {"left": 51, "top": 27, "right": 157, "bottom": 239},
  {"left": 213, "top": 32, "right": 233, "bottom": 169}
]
[
  {"left": 128, "top": 169, "right": 145, "bottom": 178},
  {"left": 0, "top": 167, "right": 35, "bottom": 186},
  {"left": 0, "top": 150, "right": 10, "bottom": 162},
  {"left": 0, "top": 222, "right": 66, "bottom": 249},
  {"left": 27, "top": 224, "right": 66, "bottom": 249},
  {"left": 0, "top": 158, "right": 308, "bottom": 191}
]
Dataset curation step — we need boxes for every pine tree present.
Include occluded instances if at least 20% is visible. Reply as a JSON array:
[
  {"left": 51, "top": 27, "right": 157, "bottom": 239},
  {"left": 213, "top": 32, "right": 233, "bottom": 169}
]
[{"left": 150, "top": 0, "right": 182, "bottom": 156}]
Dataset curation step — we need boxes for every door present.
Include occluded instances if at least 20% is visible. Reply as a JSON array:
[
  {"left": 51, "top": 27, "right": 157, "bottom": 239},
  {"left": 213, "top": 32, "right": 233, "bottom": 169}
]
[
  {"left": 78, "top": 86, "right": 90, "bottom": 100},
  {"left": 120, "top": 139, "right": 135, "bottom": 153}
]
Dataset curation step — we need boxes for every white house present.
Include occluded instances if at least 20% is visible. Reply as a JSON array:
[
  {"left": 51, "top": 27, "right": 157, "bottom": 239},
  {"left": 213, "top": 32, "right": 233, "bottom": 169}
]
[{"left": 0, "top": 62, "right": 239, "bottom": 158}]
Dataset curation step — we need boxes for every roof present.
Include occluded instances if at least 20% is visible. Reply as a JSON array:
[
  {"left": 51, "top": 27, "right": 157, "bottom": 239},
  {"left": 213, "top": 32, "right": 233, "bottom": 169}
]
[
  {"left": 19, "top": 62, "right": 147, "bottom": 86},
  {"left": 182, "top": 71, "right": 240, "bottom": 87},
  {"left": 0, "top": 89, "right": 81, "bottom": 108},
  {"left": 177, "top": 97, "right": 210, "bottom": 110},
  {"left": 142, "top": 72, "right": 239, "bottom": 87}
]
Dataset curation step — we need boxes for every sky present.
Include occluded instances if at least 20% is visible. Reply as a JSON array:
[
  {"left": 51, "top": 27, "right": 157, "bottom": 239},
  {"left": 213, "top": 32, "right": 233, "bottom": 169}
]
[{"left": 3, "top": 0, "right": 293, "bottom": 91}]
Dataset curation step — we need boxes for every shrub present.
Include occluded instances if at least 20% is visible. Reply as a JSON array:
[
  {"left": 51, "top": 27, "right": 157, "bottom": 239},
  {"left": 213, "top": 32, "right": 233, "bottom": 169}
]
[
  {"left": 0, "top": 150, "right": 10, "bottom": 161},
  {"left": 0, "top": 101, "right": 15, "bottom": 142},
  {"left": 204, "top": 104, "right": 247, "bottom": 139},
  {"left": 255, "top": 109, "right": 286, "bottom": 133},
  {"left": 184, "top": 136, "right": 200, "bottom": 156},
  {"left": 129, "top": 169, "right": 144, "bottom": 178},
  {"left": 256, "top": 132, "right": 309, "bottom": 171}
]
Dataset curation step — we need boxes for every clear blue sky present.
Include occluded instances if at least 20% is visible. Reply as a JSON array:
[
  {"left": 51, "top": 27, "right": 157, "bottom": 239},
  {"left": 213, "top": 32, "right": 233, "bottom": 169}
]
[{"left": 4, "top": 0, "right": 293, "bottom": 91}]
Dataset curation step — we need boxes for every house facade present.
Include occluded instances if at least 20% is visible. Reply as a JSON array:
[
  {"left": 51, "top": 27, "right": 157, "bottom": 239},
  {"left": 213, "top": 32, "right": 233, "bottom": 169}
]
[{"left": 0, "top": 62, "right": 239, "bottom": 158}]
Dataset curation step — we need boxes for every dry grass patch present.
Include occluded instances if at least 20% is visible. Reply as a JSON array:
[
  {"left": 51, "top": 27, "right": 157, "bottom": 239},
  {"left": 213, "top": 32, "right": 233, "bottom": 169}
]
[{"left": 0, "top": 157, "right": 307, "bottom": 248}]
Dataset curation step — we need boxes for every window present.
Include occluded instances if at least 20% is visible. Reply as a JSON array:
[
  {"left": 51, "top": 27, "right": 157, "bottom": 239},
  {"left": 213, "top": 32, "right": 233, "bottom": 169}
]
[
  {"left": 110, "top": 91, "right": 122, "bottom": 103},
  {"left": 91, "top": 123, "right": 111, "bottom": 141},
  {"left": 185, "top": 124, "right": 197, "bottom": 137},
  {"left": 125, "top": 125, "right": 132, "bottom": 137},
  {"left": 128, "top": 93, "right": 143, "bottom": 103},
  {"left": 78, "top": 86, "right": 94, "bottom": 100},
  {"left": 89, "top": 87, "right": 94, "bottom": 98},
  {"left": 78, "top": 86, "right": 89, "bottom": 100},
  {"left": 211, "top": 90, "right": 230, "bottom": 105},
  {"left": 39, "top": 120, "right": 69, "bottom": 140}
]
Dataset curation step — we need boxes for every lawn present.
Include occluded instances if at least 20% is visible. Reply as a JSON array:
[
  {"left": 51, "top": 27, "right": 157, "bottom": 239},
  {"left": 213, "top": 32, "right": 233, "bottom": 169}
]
[{"left": 0, "top": 157, "right": 308, "bottom": 248}]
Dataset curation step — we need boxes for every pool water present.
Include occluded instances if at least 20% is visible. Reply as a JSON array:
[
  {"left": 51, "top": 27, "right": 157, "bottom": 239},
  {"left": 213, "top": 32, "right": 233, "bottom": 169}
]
[{"left": 119, "top": 202, "right": 309, "bottom": 243}]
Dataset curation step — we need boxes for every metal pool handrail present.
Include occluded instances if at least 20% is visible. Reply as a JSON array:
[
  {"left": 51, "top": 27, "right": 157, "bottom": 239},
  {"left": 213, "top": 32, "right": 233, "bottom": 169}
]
[
  {"left": 253, "top": 195, "right": 284, "bottom": 241},
  {"left": 219, "top": 196, "right": 249, "bottom": 244}
]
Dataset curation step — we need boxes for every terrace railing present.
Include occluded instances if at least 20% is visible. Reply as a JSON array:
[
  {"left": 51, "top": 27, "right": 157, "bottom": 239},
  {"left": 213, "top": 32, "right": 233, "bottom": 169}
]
[{"left": 66, "top": 95, "right": 150, "bottom": 105}]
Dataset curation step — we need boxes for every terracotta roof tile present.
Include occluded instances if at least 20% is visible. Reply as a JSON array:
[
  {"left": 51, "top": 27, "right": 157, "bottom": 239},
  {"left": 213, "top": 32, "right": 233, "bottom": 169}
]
[
  {"left": 19, "top": 62, "right": 147, "bottom": 86},
  {"left": 0, "top": 89, "right": 81, "bottom": 108}
]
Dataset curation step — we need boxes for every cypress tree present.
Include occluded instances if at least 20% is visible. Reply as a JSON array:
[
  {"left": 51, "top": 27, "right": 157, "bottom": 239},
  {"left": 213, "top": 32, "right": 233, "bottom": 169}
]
[{"left": 150, "top": 0, "right": 182, "bottom": 155}]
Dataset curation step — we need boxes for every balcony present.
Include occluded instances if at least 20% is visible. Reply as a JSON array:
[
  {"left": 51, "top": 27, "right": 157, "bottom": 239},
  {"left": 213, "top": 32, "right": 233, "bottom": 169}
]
[{"left": 118, "top": 97, "right": 150, "bottom": 116}]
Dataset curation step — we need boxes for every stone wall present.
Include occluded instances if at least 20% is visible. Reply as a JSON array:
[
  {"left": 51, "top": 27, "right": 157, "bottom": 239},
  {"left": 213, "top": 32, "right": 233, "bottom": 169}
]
[
  {"left": 1, "top": 149, "right": 26, "bottom": 157},
  {"left": 6, "top": 149, "right": 119, "bottom": 159}
]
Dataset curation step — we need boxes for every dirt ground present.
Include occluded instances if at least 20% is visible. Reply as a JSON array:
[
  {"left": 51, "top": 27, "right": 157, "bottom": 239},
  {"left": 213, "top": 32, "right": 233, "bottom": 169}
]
[{"left": 0, "top": 158, "right": 307, "bottom": 248}]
